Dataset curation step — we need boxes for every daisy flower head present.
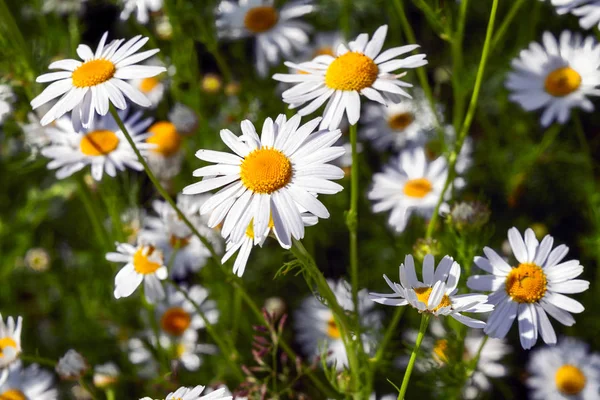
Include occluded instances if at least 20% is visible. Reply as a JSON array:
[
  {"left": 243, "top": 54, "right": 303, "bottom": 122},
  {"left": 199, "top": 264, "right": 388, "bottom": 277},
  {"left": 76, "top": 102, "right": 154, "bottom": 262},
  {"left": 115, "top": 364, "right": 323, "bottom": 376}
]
[
  {"left": 55, "top": 349, "right": 88, "bottom": 380},
  {"left": 40, "top": 110, "right": 154, "bottom": 181},
  {"left": 140, "top": 385, "right": 232, "bottom": 400},
  {"left": 145, "top": 121, "right": 184, "bottom": 182},
  {"left": 273, "top": 25, "right": 428, "bottom": 130},
  {"left": 120, "top": 0, "right": 163, "bottom": 24},
  {"left": 31, "top": 32, "right": 166, "bottom": 130},
  {"left": 527, "top": 337, "right": 600, "bottom": 400},
  {"left": 0, "top": 314, "right": 22, "bottom": 372},
  {"left": 140, "top": 195, "right": 217, "bottom": 279},
  {"left": 360, "top": 88, "right": 438, "bottom": 151},
  {"left": 0, "top": 363, "right": 57, "bottom": 400},
  {"left": 295, "top": 279, "right": 382, "bottom": 369},
  {"left": 93, "top": 362, "right": 119, "bottom": 388},
  {"left": 106, "top": 241, "right": 168, "bottom": 303},
  {"left": 130, "top": 62, "right": 166, "bottom": 108},
  {"left": 370, "top": 254, "right": 492, "bottom": 328},
  {"left": 368, "top": 146, "right": 454, "bottom": 233},
  {"left": 182, "top": 114, "right": 345, "bottom": 249},
  {"left": 467, "top": 227, "right": 590, "bottom": 349},
  {"left": 550, "top": 1, "right": 600, "bottom": 31},
  {"left": 216, "top": 0, "right": 315, "bottom": 77},
  {"left": 505, "top": 30, "right": 600, "bottom": 127}
]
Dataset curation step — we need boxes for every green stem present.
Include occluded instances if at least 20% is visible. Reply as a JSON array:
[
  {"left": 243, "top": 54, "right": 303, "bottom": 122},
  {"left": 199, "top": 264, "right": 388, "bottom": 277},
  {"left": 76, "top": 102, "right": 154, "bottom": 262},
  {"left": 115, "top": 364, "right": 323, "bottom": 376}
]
[
  {"left": 412, "top": 0, "right": 446, "bottom": 35},
  {"left": 490, "top": 0, "right": 527, "bottom": 51},
  {"left": 341, "top": 0, "right": 352, "bottom": 39},
  {"left": 104, "top": 389, "right": 116, "bottom": 400},
  {"left": 373, "top": 307, "right": 405, "bottom": 363},
  {"left": 347, "top": 124, "right": 360, "bottom": 327},
  {"left": 425, "top": 0, "right": 499, "bottom": 239},
  {"left": 76, "top": 177, "right": 110, "bottom": 250},
  {"left": 108, "top": 105, "right": 218, "bottom": 261},
  {"left": 79, "top": 378, "right": 99, "bottom": 400},
  {"left": 397, "top": 313, "right": 430, "bottom": 400},
  {"left": 451, "top": 0, "right": 468, "bottom": 132},
  {"left": 19, "top": 354, "right": 56, "bottom": 368}
]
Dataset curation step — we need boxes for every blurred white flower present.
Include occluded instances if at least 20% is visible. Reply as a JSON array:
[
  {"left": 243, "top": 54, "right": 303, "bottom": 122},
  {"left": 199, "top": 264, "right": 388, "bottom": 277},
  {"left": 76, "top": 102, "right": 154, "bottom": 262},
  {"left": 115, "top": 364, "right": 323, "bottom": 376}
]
[{"left": 56, "top": 349, "right": 88, "bottom": 380}]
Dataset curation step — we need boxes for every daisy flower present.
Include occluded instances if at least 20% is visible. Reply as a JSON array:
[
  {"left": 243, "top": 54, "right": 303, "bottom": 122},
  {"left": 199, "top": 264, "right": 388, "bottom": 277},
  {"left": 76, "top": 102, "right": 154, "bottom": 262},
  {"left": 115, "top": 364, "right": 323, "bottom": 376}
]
[
  {"left": 55, "top": 349, "right": 88, "bottom": 380},
  {"left": 120, "top": 0, "right": 163, "bottom": 24},
  {"left": 216, "top": 0, "right": 315, "bottom": 77},
  {"left": 130, "top": 74, "right": 165, "bottom": 108},
  {"left": 273, "top": 25, "right": 428, "bottom": 130},
  {"left": 155, "top": 285, "right": 219, "bottom": 338},
  {"left": 360, "top": 88, "right": 437, "bottom": 151},
  {"left": 505, "top": 31, "right": 600, "bottom": 127},
  {"left": 0, "top": 314, "right": 22, "bottom": 379},
  {"left": 140, "top": 385, "right": 232, "bottom": 400},
  {"left": 145, "top": 121, "right": 184, "bottom": 182},
  {"left": 368, "top": 146, "right": 455, "bottom": 233},
  {"left": 549, "top": 1, "right": 600, "bottom": 30},
  {"left": 140, "top": 195, "right": 218, "bottom": 279},
  {"left": 295, "top": 279, "right": 382, "bottom": 370},
  {"left": 21, "top": 112, "right": 52, "bottom": 157},
  {"left": 182, "top": 114, "right": 345, "bottom": 249},
  {"left": 92, "top": 362, "right": 119, "bottom": 388},
  {"left": 40, "top": 110, "right": 154, "bottom": 181},
  {"left": 0, "top": 362, "right": 57, "bottom": 400},
  {"left": 31, "top": 32, "right": 166, "bottom": 130},
  {"left": 370, "top": 254, "right": 492, "bottom": 328},
  {"left": 296, "top": 31, "right": 344, "bottom": 62},
  {"left": 528, "top": 337, "right": 600, "bottom": 399},
  {"left": 106, "top": 241, "right": 168, "bottom": 303},
  {"left": 0, "top": 84, "right": 15, "bottom": 126},
  {"left": 473, "top": 228, "right": 589, "bottom": 346},
  {"left": 468, "top": 227, "right": 589, "bottom": 349}
]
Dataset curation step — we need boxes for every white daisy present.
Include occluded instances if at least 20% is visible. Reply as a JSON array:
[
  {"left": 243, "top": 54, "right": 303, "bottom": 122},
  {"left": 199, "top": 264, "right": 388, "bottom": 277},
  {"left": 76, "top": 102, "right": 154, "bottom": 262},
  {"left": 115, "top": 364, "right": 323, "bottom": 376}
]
[
  {"left": 55, "top": 349, "right": 88, "bottom": 380},
  {"left": 129, "top": 57, "right": 167, "bottom": 108},
  {"left": 549, "top": 1, "right": 600, "bottom": 30},
  {"left": 182, "top": 114, "right": 345, "bottom": 249},
  {"left": 31, "top": 32, "right": 166, "bottom": 130},
  {"left": 0, "top": 362, "right": 57, "bottom": 400},
  {"left": 367, "top": 146, "right": 455, "bottom": 233},
  {"left": 360, "top": 88, "right": 437, "bottom": 151},
  {"left": 273, "top": 25, "right": 428, "bottom": 130},
  {"left": 120, "top": 0, "right": 163, "bottom": 24},
  {"left": 467, "top": 227, "right": 590, "bottom": 349},
  {"left": 0, "top": 314, "right": 22, "bottom": 377},
  {"left": 92, "top": 362, "right": 119, "bottom": 388},
  {"left": 106, "top": 241, "right": 168, "bottom": 303},
  {"left": 296, "top": 31, "right": 344, "bottom": 62},
  {"left": 40, "top": 110, "right": 154, "bottom": 181},
  {"left": 370, "top": 254, "right": 492, "bottom": 327},
  {"left": 0, "top": 84, "right": 15, "bottom": 126},
  {"left": 216, "top": 0, "right": 315, "bottom": 77},
  {"left": 168, "top": 103, "right": 198, "bottom": 135},
  {"left": 140, "top": 195, "right": 218, "bottom": 279},
  {"left": 528, "top": 337, "right": 600, "bottom": 400},
  {"left": 155, "top": 285, "right": 219, "bottom": 338},
  {"left": 295, "top": 279, "right": 382, "bottom": 370},
  {"left": 505, "top": 30, "right": 600, "bottom": 127},
  {"left": 20, "top": 112, "right": 52, "bottom": 157},
  {"left": 140, "top": 385, "right": 232, "bottom": 400},
  {"left": 145, "top": 121, "right": 184, "bottom": 182}
]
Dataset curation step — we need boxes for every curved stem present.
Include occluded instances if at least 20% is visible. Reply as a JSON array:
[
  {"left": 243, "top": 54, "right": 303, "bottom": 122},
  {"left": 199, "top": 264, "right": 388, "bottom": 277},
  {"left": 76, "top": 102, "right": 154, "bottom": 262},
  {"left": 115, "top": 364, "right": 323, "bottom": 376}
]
[
  {"left": 425, "top": 0, "right": 499, "bottom": 239},
  {"left": 76, "top": 176, "right": 110, "bottom": 250},
  {"left": 19, "top": 354, "right": 56, "bottom": 368},
  {"left": 451, "top": 0, "right": 469, "bottom": 132},
  {"left": 347, "top": 124, "right": 360, "bottom": 327},
  {"left": 397, "top": 313, "right": 430, "bottom": 400}
]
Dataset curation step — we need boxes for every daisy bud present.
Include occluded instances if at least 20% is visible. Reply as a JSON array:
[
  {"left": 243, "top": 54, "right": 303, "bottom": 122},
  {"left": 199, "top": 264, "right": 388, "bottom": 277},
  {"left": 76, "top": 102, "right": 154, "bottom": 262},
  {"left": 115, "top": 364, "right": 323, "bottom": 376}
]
[{"left": 56, "top": 349, "right": 89, "bottom": 380}]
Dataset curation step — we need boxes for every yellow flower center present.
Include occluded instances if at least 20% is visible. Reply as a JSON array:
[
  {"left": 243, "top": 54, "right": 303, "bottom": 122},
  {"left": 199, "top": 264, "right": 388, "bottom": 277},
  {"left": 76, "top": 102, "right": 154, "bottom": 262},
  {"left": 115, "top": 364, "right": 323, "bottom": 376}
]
[
  {"left": 505, "top": 263, "right": 547, "bottom": 303},
  {"left": 544, "top": 67, "right": 582, "bottom": 97},
  {"left": 147, "top": 121, "right": 181, "bottom": 157},
  {"left": 160, "top": 307, "right": 191, "bottom": 336},
  {"left": 0, "top": 390, "right": 26, "bottom": 400},
  {"left": 139, "top": 77, "right": 160, "bottom": 93},
  {"left": 0, "top": 337, "right": 17, "bottom": 357},
  {"left": 326, "top": 316, "right": 341, "bottom": 339},
  {"left": 169, "top": 234, "right": 190, "bottom": 249},
  {"left": 240, "top": 148, "right": 293, "bottom": 194},
  {"left": 432, "top": 339, "right": 449, "bottom": 364},
  {"left": 244, "top": 6, "right": 279, "bottom": 33},
  {"left": 414, "top": 287, "right": 452, "bottom": 311},
  {"left": 325, "top": 52, "right": 379, "bottom": 91},
  {"left": 403, "top": 178, "right": 433, "bottom": 198},
  {"left": 72, "top": 59, "right": 116, "bottom": 88},
  {"left": 555, "top": 364, "right": 586, "bottom": 395},
  {"left": 80, "top": 130, "right": 120, "bottom": 156},
  {"left": 388, "top": 112, "right": 414, "bottom": 130},
  {"left": 202, "top": 74, "right": 222, "bottom": 93},
  {"left": 132, "top": 246, "right": 162, "bottom": 275}
]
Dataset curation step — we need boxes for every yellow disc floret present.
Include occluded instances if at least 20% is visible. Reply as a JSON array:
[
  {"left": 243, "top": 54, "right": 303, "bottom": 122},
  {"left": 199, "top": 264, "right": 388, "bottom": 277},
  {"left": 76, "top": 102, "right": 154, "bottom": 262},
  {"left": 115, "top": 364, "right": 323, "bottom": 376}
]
[
  {"left": 147, "top": 122, "right": 182, "bottom": 157},
  {"left": 544, "top": 66, "right": 582, "bottom": 97},
  {"left": 414, "top": 287, "right": 452, "bottom": 311},
  {"left": 388, "top": 112, "right": 414, "bottom": 130},
  {"left": 0, "top": 337, "right": 17, "bottom": 357},
  {"left": 0, "top": 390, "right": 26, "bottom": 400},
  {"left": 505, "top": 263, "right": 547, "bottom": 303},
  {"left": 240, "top": 148, "right": 293, "bottom": 194},
  {"left": 139, "top": 77, "right": 160, "bottom": 93},
  {"left": 72, "top": 59, "right": 116, "bottom": 88},
  {"left": 555, "top": 364, "right": 586, "bottom": 395},
  {"left": 160, "top": 307, "right": 192, "bottom": 336},
  {"left": 403, "top": 178, "right": 433, "bottom": 199},
  {"left": 80, "top": 130, "right": 120, "bottom": 156},
  {"left": 325, "top": 52, "right": 379, "bottom": 91},
  {"left": 433, "top": 339, "right": 449, "bottom": 364},
  {"left": 326, "top": 316, "right": 341, "bottom": 339},
  {"left": 132, "top": 246, "right": 162, "bottom": 275},
  {"left": 244, "top": 6, "right": 279, "bottom": 33}
]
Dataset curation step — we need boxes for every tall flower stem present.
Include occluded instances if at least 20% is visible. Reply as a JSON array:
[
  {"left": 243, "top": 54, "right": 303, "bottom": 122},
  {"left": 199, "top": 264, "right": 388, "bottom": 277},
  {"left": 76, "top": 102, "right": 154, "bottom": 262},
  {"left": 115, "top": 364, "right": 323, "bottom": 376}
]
[
  {"left": 397, "top": 313, "right": 430, "bottom": 400},
  {"left": 451, "top": 0, "right": 469, "bottom": 132},
  {"left": 76, "top": 177, "right": 110, "bottom": 250},
  {"left": 108, "top": 105, "right": 218, "bottom": 262},
  {"left": 346, "top": 124, "right": 360, "bottom": 324},
  {"left": 491, "top": 0, "right": 527, "bottom": 51},
  {"left": 425, "top": 0, "right": 499, "bottom": 239}
]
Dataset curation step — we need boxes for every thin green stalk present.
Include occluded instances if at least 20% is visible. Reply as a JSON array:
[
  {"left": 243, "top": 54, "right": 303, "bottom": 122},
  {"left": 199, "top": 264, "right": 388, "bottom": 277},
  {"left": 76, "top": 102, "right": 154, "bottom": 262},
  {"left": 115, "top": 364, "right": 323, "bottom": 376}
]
[
  {"left": 469, "top": 335, "right": 488, "bottom": 373},
  {"left": 19, "top": 354, "right": 56, "bottom": 368},
  {"left": 341, "top": 0, "right": 352, "bottom": 39},
  {"left": 491, "top": 0, "right": 527, "bottom": 51},
  {"left": 104, "top": 389, "right": 116, "bottom": 400},
  {"left": 574, "top": 115, "right": 592, "bottom": 169},
  {"left": 425, "top": 0, "right": 499, "bottom": 239},
  {"left": 397, "top": 313, "right": 430, "bottom": 400},
  {"left": 108, "top": 105, "right": 218, "bottom": 262},
  {"left": 76, "top": 177, "right": 110, "bottom": 250},
  {"left": 451, "top": 0, "right": 469, "bottom": 132},
  {"left": 373, "top": 307, "right": 406, "bottom": 363},
  {"left": 412, "top": 0, "right": 446, "bottom": 35},
  {"left": 68, "top": 13, "right": 80, "bottom": 55},
  {"left": 347, "top": 124, "right": 360, "bottom": 325}
]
